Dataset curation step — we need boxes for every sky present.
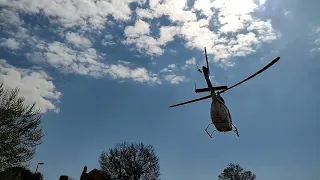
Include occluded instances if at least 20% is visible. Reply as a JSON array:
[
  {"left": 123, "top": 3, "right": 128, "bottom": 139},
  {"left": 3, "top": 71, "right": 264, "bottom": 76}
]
[{"left": 0, "top": 0, "right": 319, "bottom": 179}]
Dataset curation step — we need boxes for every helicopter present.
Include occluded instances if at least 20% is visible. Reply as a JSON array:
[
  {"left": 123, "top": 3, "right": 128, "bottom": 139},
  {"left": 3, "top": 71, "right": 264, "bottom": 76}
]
[{"left": 169, "top": 47, "right": 280, "bottom": 138}]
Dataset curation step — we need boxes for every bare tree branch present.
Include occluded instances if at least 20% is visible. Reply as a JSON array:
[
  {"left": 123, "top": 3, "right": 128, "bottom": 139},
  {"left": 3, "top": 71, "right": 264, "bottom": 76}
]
[{"left": 99, "top": 142, "right": 160, "bottom": 180}]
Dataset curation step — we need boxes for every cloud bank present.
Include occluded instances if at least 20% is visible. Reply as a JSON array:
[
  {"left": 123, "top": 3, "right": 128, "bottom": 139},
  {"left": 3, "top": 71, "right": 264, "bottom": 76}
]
[{"left": 0, "top": 0, "right": 279, "bottom": 113}]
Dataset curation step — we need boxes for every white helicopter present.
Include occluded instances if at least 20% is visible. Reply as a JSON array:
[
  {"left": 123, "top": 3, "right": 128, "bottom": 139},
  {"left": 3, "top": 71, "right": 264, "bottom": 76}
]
[{"left": 169, "top": 47, "right": 280, "bottom": 138}]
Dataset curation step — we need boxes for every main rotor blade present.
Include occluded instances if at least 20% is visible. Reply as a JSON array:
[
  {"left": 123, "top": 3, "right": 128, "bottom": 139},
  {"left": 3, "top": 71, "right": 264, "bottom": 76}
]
[
  {"left": 218, "top": 56, "right": 280, "bottom": 94},
  {"left": 169, "top": 95, "right": 211, "bottom": 108}
]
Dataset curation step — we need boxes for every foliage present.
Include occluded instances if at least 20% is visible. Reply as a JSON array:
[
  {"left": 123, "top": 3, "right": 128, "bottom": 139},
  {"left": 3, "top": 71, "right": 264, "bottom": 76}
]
[
  {"left": 33, "top": 172, "right": 44, "bottom": 180},
  {"left": 59, "top": 175, "right": 76, "bottom": 180},
  {"left": 218, "top": 163, "right": 256, "bottom": 180},
  {"left": 0, "top": 83, "right": 43, "bottom": 170},
  {"left": 99, "top": 142, "right": 160, "bottom": 180},
  {"left": 0, "top": 166, "right": 43, "bottom": 180}
]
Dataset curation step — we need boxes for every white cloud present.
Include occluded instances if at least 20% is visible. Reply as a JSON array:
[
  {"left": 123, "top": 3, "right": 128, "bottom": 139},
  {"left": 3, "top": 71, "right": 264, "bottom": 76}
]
[
  {"left": 159, "top": 64, "right": 186, "bottom": 84},
  {"left": 193, "top": 0, "right": 214, "bottom": 18},
  {"left": 259, "top": 0, "right": 267, "bottom": 5},
  {"left": 136, "top": 0, "right": 197, "bottom": 23},
  {"left": 168, "top": 64, "right": 176, "bottom": 69},
  {"left": 123, "top": 20, "right": 181, "bottom": 56},
  {"left": 125, "top": 35, "right": 164, "bottom": 56},
  {"left": 25, "top": 40, "right": 162, "bottom": 84},
  {"left": 124, "top": 20, "right": 150, "bottom": 38},
  {"left": 65, "top": 32, "right": 92, "bottom": 48},
  {"left": 163, "top": 74, "right": 185, "bottom": 84},
  {"left": 0, "top": 8, "right": 24, "bottom": 27},
  {"left": 311, "top": 26, "right": 320, "bottom": 53},
  {"left": 27, "top": 41, "right": 102, "bottom": 75},
  {"left": 158, "top": 26, "right": 180, "bottom": 45},
  {"left": 133, "top": 0, "right": 278, "bottom": 65},
  {"left": 247, "top": 20, "right": 277, "bottom": 42},
  {"left": 2, "top": 0, "right": 278, "bottom": 65},
  {"left": 182, "top": 1, "right": 277, "bottom": 65},
  {"left": 117, "top": 60, "right": 132, "bottom": 65},
  {"left": 284, "top": 9, "right": 291, "bottom": 16},
  {"left": 0, "top": 0, "right": 138, "bottom": 30},
  {"left": 123, "top": 20, "right": 165, "bottom": 56},
  {"left": 314, "top": 27, "right": 320, "bottom": 34},
  {"left": 105, "top": 64, "right": 160, "bottom": 84},
  {"left": 186, "top": 58, "right": 196, "bottom": 65},
  {"left": 0, "top": 38, "right": 20, "bottom": 49},
  {"left": 0, "top": 0, "right": 279, "bottom": 88},
  {"left": 101, "top": 34, "right": 116, "bottom": 47},
  {"left": 160, "top": 64, "right": 177, "bottom": 73},
  {"left": 160, "top": 68, "right": 172, "bottom": 73},
  {"left": 182, "top": 57, "right": 197, "bottom": 70},
  {"left": 0, "top": 59, "right": 62, "bottom": 113},
  {"left": 212, "top": 0, "right": 259, "bottom": 33}
]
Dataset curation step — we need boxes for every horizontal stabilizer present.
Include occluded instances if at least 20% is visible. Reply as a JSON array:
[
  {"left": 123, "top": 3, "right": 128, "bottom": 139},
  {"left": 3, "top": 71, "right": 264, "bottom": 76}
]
[
  {"left": 195, "top": 86, "right": 228, "bottom": 93},
  {"left": 214, "top": 86, "right": 228, "bottom": 91}
]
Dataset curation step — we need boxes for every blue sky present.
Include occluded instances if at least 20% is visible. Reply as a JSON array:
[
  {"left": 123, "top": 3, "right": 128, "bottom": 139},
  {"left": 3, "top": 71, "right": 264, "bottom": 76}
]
[{"left": 0, "top": 0, "right": 319, "bottom": 179}]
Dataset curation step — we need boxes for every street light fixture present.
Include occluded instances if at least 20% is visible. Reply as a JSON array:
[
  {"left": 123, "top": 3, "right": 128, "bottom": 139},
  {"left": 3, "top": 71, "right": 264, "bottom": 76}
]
[{"left": 36, "top": 162, "right": 44, "bottom": 172}]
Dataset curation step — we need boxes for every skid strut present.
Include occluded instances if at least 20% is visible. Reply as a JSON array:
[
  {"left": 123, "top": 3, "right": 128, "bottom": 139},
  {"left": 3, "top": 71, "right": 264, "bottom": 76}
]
[
  {"left": 232, "top": 123, "right": 239, "bottom": 137},
  {"left": 205, "top": 122, "right": 240, "bottom": 138},
  {"left": 205, "top": 123, "right": 216, "bottom": 138}
]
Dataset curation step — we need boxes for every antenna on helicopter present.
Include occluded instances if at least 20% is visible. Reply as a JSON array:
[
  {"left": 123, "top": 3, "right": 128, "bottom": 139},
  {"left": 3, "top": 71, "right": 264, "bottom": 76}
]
[
  {"left": 196, "top": 62, "right": 202, "bottom": 73},
  {"left": 226, "top": 77, "right": 228, "bottom": 86}
]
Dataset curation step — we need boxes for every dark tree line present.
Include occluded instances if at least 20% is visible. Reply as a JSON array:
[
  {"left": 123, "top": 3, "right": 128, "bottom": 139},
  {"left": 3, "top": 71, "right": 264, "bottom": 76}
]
[
  {"left": 218, "top": 163, "right": 256, "bottom": 180},
  {"left": 97, "top": 142, "right": 255, "bottom": 180},
  {"left": 0, "top": 166, "right": 43, "bottom": 180}
]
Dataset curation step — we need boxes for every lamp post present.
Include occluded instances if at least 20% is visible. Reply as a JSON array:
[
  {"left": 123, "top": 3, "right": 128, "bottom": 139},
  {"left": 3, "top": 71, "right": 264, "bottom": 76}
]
[{"left": 36, "top": 162, "right": 44, "bottom": 172}]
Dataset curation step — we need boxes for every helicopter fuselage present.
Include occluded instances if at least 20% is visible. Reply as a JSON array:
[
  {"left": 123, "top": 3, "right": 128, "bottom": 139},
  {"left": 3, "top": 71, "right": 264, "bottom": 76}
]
[
  {"left": 202, "top": 66, "right": 232, "bottom": 132},
  {"left": 210, "top": 96, "right": 232, "bottom": 132},
  {"left": 203, "top": 65, "right": 235, "bottom": 134}
]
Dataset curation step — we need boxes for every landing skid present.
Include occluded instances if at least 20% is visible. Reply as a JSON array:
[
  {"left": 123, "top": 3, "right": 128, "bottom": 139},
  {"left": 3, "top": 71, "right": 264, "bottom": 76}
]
[
  {"left": 232, "top": 123, "right": 240, "bottom": 137},
  {"left": 205, "top": 123, "right": 215, "bottom": 138},
  {"left": 204, "top": 123, "right": 240, "bottom": 138}
]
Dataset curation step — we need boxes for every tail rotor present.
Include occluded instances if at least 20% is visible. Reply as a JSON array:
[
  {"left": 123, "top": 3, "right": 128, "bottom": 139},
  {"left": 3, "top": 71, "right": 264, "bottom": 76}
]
[{"left": 193, "top": 81, "right": 199, "bottom": 94}]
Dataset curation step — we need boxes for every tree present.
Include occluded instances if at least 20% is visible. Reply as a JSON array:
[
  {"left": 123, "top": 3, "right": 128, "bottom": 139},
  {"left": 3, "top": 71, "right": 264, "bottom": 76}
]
[
  {"left": 0, "top": 83, "right": 43, "bottom": 170},
  {"left": 0, "top": 166, "right": 44, "bottom": 180},
  {"left": 218, "top": 163, "right": 256, "bottom": 180},
  {"left": 59, "top": 175, "right": 75, "bottom": 180},
  {"left": 99, "top": 142, "right": 160, "bottom": 180}
]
